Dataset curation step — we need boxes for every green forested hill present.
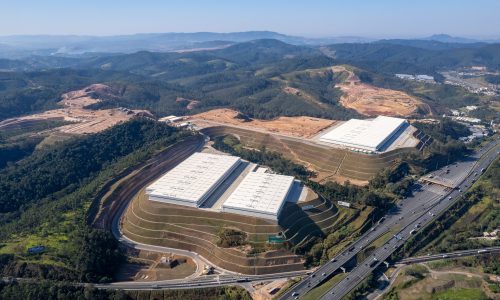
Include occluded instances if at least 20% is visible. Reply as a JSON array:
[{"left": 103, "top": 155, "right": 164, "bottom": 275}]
[
  {"left": 326, "top": 43, "right": 500, "bottom": 74},
  {"left": 1, "top": 39, "right": 497, "bottom": 122},
  {"left": 0, "top": 118, "right": 186, "bottom": 214},
  {"left": 0, "top": 119, "right": 193, "bottom": 282}
]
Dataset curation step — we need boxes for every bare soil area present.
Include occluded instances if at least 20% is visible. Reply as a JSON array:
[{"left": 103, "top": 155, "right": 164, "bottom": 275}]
[
  {"left": 1, "top": 84, "right": 153, "bottom": 135},
  {"left": 176, "top": 97, "right": 200, "bottom": 110},
  {"left": 189, "top": 108, "right": 335, "bottom": 138},
  {"left": 251, "top": 278, "right": 289, "bottom": 300},
  {"left": 332, "top": 66, "right": 430, "bottom": 117},
  {"left": 115, "top": 250, "right": 196, "bottom": 282}
]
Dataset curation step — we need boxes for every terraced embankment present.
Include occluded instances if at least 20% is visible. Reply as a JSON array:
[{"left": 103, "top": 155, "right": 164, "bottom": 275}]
[
  {"left": 94, "top": 132, "right": 375, "bottom": 275},
  {"left": 121, "top": 185, "right": 359, "bottom": 274},
  {"left": 201, "top": 126, "right": 418, "bottom": 182}
]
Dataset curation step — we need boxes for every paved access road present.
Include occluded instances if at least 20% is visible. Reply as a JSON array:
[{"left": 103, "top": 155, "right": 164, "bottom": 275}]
[
  {"left": 279, "top": 137, "right": 499, "bottom": 300},
  {"left": 96, "top": 132, "right": 310, "bottom": 290}
]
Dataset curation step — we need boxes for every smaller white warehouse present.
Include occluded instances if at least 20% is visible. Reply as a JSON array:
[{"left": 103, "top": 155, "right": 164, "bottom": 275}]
[
  {"left": 319, "top": 116, "right": 408, "bottom": 152},
  {"left": 222, "top": 172, "right": 294, "bottom": 221},
  {"left": 146, "top": 153, "right": 241, "bottom": 207}
]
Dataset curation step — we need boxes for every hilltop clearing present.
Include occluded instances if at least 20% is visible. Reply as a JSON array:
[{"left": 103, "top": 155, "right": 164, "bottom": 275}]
[
  {"left": 0, "top": 84, "right": 152, "bottom": 135},
  {"left": 332, "top": 66, "right": 430, "bottom": 117},
  {"left": 189, "top": 108, "right": 335, "bottom": 138}
]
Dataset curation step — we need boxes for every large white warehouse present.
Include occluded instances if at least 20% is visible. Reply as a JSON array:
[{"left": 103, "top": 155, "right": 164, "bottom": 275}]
[
  {"left": 222, "top": 172, "right": 294, "bottom": 221},
  {"left": 146, "top": 153, "right": 241, "bottom": 207},
  {"left": 319, "top": 116, "right": 408, "bottom": 152}
]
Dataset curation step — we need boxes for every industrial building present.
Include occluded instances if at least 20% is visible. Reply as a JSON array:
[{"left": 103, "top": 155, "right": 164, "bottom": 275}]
[
  {"left": 319, "top": 116, "right": 408, "bottom": 152},
  {"left": 146, "top": 153, "right": 241, "bottom": 207},
  {"left": 146, "top": 151, "right": 296, "bottom": 221},
  {"left": 222, "top": 172, "right": 294, "bottom": 220}
]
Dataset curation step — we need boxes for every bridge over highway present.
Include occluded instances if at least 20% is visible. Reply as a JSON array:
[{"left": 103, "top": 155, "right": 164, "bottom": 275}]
[{"left": 279, "top": 138, "right": 499, "bottom": 300}]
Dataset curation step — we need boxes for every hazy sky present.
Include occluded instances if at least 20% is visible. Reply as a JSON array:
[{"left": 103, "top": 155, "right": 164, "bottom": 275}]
[{"left": 1, "top": 0, "right": 500, "bottom": 38}]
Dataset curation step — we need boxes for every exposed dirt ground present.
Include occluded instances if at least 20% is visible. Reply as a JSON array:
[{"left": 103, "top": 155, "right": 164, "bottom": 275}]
[
  {"left": 251, "top": 278, "right": 289, "bottom": 300},
  {"left": 176, "top": 97, "right": 200, "bottom": 110},
  {"left": 115, "top": 250, "right": 196, "bottom": 282},
  {"left": 189, "top": 108, "right": 335, "bottom": 138},
  {"left": 0, "top": 84, "right": 152, "bottom": 135},
  {"left": 332, "top": 66, "right": 430, "bottom": 117}
]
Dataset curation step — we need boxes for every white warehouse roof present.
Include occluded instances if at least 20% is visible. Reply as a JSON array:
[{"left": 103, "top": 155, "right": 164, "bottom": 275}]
[
  {"left": 319, "top": 116, "right": 407, "bottom": 152},
  {"left": 222, "top": 172, "right": 294, "bottom": 220},
  {"left": 146, "top": 153, "right": 241, "bottom": 207}
]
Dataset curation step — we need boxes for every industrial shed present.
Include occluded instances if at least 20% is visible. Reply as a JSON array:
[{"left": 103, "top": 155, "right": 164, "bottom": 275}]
[
  {"left": 146, "top": 152, "right": 241, "bottom": 207},
  {"left": 319, "top": 116, "right": 408, "bottom": 152},
  {"left": 222, "top": 172, "right": 294, "bottom": 221}
]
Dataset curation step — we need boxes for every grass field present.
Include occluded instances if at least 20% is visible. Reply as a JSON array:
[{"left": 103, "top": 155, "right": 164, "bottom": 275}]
[
  {"left": 432, "top": 288, "right": 489, "bottom": 300},
  {"left": 383, "top": 262, "right": 496, "bottom": 300}
]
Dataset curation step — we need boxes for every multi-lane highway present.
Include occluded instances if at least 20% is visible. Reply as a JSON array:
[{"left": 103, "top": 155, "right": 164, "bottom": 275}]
[
  {"left": 97, "top": 132, "right": 497, "bottom": 295},
  {"left": 95, "top": 132, "right": 311, "bottom": 290},
  {"left": 398, "top": 246, "right": 500, "bottom": 264},
  {"left": 280, "top": 138, "right": 499, "bottom": 300}
]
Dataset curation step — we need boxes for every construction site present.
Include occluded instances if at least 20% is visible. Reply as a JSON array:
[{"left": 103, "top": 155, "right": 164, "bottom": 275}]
[
  {"left": 0, "top": 84, "right": 152, "bottom": 136},
  {"left": 104, "top": 109, "right": 430, "bottom": 276}
]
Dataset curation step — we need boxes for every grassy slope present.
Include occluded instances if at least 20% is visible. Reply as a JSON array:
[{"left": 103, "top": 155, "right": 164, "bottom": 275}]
[{"left": 418, "top": 157, "right": 499, "bottom": 254}]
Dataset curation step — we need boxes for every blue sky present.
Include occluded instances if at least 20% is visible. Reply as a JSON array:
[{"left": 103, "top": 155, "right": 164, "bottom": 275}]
[{"left": 1, "top": 0, "right": 499, "bottom": 38}]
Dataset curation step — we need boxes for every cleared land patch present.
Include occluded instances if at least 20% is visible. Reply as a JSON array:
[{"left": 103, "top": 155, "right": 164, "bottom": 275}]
[
  {"left": 332, "top": 66, "right": 430, "bottom": 117},
  {"left": 190, "top": 108, "right": 335, "bottom": 138},
  {"left": 0, "top": 84, "right": 153, "bottom": 135}
]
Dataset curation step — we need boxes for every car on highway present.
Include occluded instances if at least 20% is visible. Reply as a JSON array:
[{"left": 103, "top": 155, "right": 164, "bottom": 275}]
[{"left": 369, "top": 258, "right": 379, "bottom": 267}]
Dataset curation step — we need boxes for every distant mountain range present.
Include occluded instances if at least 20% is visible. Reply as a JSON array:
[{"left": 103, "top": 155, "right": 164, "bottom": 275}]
[{"left": 0, "top": 31, "right": 498, "bottom": 58}]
